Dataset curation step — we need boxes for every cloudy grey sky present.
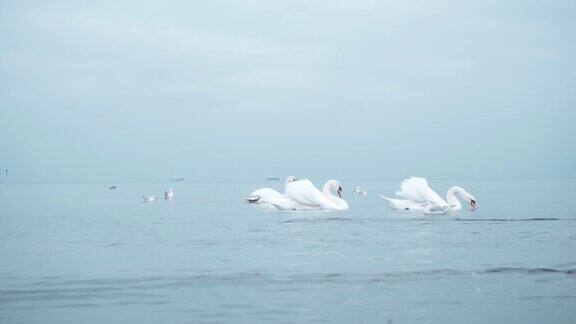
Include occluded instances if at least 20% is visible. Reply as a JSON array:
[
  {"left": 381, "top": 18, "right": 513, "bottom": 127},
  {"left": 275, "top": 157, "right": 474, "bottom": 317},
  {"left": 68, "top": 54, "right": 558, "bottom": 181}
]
[{"left": 1, "top": 0, "right": 575, "bottom": 181}]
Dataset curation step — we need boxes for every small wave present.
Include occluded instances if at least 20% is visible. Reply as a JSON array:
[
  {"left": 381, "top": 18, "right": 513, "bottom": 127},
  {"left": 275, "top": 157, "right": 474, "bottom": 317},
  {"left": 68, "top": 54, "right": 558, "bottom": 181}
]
[
  {"left": 283, "top": 217, "right": 356, "bottom": 223},
  {"left": 54, "top": 303, "right": 100, "bottom": 308},
  {"left": 283, "top": 217, "right": 576, "bottom": 224},
  {"left": 481, "top": 267, "right": 576, "bottom": 275},
  {"left": 1, "top": 267, "right": 573, "bottom": 310},
  {"left": 2, "top": 267, "right": 573, "bottom": 297},
  {"left": 455, "top": 218, "right": 576, "bottom": 222},
  {"left": 1, "top": 267, "right": 574, "bottom": 312}
]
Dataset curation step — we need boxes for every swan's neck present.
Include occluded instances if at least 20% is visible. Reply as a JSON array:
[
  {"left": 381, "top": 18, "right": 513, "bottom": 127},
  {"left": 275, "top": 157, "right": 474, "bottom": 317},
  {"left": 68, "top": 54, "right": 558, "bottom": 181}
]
[
  {"left": 323, "top": 183, "right": 349, "bottom": 210},
  {"left": 446, "top": 187, "right": 464, "bottom": 211}
]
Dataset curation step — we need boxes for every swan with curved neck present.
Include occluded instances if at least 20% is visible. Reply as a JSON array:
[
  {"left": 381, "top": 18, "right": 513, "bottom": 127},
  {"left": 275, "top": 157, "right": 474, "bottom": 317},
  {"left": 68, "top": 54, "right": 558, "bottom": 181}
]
[
  {"left": 246, "top": 177, "right": 348, "bottom": 211},
  {"left": 322, "top": 180, "right": 349, "bottom": 210},
  {"left": 285, "top": 178, "right": 349, "bottom": 211},
  {"left": 381, "top": 177, "right": 476, "bottom": 213},
  {"left": 446, "top": 186, "right": 476, "bottom": 211}
]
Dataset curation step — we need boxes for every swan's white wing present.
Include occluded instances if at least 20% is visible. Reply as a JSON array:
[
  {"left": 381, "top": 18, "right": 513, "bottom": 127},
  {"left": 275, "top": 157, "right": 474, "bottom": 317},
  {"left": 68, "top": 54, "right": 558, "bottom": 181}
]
[
  {"left": 380, "top": 195, "right": 428, "bottom": 211},
  {"left": 245, "top": 188, "right": 297, "bottom": 210},
  {"left": 395, "top": 177, "right": 447, "bottom": 206},
  {"left": 261, "top": 197, "right": 298, "bottom": 210},
  {"left": 245, "top": 188, "right": 284, "bottom": 204},
  {"left": 247, "top": 188, "right": 283, "bottom": 200},
  {"left": 424, "top": 205, "right": 453, "bottom": 214},
  {"left": 285, "top": 179, "right": 331, "bottom": 209}
]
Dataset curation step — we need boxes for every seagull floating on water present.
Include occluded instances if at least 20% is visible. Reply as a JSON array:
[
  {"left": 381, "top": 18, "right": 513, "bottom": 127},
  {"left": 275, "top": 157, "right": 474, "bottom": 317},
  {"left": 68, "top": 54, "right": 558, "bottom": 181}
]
[
  {"left": 142, "top": 194, "right": 157, "bottom": 202},
  {"left": 354, "top": 185, "right": 367, "bottom": 195}
]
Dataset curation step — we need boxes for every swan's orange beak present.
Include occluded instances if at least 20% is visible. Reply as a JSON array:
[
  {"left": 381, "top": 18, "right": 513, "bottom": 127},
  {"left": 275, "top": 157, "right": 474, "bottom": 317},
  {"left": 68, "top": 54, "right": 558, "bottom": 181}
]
[
  {"left": 337, "top": 187, "right": 343, "bottom": 198},
  {"left": 469, "top": 199, "right": 477, "bottom": 211}
]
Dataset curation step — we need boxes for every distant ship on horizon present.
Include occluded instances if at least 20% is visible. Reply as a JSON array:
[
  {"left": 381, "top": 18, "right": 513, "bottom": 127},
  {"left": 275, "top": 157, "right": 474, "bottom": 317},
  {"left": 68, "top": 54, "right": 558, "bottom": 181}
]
[
  {"left": 266, "top": 175, "right": 280, "bottom": 181},
  {"left": 170, "top": 177, "right": 186, "bottom": 182}
]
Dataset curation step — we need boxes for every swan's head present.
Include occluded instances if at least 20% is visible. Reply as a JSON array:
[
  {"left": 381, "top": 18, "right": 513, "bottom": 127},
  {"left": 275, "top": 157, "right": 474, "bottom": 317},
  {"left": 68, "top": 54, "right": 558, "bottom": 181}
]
[
  {"left": 469, "top": 196, "right": 477, "bottom": 210},
  {"left": 460, "top": 190, "right": 477, "bottom": 211},
  {"left": 459, "top": 188, "right": 477, "bottom": 211},
  {"left": 285, "top": 176, "right": 297, "bottom": 185},
  {"left": 448, "top": 186, "right": 477, "bottom": 211},
  {"left": 324, "top": 180, "right": 343, "bottom": 198}
]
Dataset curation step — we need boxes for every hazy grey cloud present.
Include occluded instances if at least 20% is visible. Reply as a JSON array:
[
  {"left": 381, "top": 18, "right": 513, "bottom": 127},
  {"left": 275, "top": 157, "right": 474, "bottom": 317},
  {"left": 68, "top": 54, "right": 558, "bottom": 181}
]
[{"left": 1, "top": 0, "right": 574, "bottom": 181}]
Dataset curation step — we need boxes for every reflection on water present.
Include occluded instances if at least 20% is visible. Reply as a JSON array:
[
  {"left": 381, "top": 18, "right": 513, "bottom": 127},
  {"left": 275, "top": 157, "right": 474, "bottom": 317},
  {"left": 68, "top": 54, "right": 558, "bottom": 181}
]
[{"left": 0, "top": 179, "right": 575, "bottom": 323}]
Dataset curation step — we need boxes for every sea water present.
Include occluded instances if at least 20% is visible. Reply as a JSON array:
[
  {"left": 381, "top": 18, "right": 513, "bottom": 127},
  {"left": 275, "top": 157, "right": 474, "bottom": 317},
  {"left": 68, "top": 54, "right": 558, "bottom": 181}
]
[{"left": 0, "top": 179, "right": 575, "bottom": 323}]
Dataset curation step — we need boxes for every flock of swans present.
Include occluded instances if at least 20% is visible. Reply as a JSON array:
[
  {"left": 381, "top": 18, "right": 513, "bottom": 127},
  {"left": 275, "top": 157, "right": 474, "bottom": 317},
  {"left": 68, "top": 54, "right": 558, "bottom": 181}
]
[
  {"left": 246, "top": 176, "right": 477, "bottom": 214},
  {"left": 136, "top": 177, "right": 477, "bottom": 215}
]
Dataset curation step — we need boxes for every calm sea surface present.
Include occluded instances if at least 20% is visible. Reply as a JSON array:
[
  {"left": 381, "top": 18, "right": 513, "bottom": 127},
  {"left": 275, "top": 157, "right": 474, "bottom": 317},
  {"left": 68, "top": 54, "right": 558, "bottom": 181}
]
[{"left": 1, "top": 179, "right": 575, "bottom": 323}]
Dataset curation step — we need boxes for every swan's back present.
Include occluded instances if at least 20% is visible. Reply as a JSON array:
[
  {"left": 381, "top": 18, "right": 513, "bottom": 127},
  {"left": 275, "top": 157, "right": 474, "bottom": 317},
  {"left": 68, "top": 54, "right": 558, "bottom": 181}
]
[
  {"left": 285, "top": 179, "right": 331, "bottom": 209},
  {"left": 396, "top": 177, "right": 447, "bottom": 206},
  {"left": 249, "top": 188, "right": 283, "bottom": 200}
]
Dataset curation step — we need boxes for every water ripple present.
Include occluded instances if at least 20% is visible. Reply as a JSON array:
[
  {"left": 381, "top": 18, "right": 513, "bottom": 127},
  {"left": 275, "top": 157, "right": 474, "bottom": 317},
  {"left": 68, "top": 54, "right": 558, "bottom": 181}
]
[
  {"left": 455, "top": 218, "right": 576, "bottom": 222},
  {"left": 0, "top": 266, "right": 573, "bottom": 315},
  {"left": 1, "top": 267, "right": 573, "bottom": 302}
]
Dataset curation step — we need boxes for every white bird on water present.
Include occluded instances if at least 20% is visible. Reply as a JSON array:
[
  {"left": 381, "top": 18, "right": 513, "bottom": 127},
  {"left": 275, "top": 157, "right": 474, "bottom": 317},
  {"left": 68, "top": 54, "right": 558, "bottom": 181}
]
[
  {"left": 285, "top": 178, "right": 349, "bottom": 211},
  {"left": 354, "top": 185, "right": 367, "bottom": 195},
  {"left": 142, "top": 194, "right": 157, "bottom": 202},
  {"left": 246, "top": 177, "right": 349, "bottom": 211},
  {"left": 380, "top": 177, "right": 477, "bottom": 214},
  {"left": 245, "top": 176, "right": 301, "bottom": 210},
  {"left": 165, "top": 188, "right": 175, "bottom": 200}
]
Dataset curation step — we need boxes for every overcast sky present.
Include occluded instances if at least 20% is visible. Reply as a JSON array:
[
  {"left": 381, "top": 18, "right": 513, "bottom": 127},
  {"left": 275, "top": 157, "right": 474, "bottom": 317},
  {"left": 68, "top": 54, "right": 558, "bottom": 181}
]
[{"left": 1, "top": 0, "right": 574, "bottom": 181}]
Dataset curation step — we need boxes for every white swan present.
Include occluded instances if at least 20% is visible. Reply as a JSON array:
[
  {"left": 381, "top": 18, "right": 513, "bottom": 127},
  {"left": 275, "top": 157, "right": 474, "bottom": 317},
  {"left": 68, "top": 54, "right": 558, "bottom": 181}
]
[
  {"left": 142, "top": 194, "right": 157, "bottom": 202},
  {"left": 164, "top": 188, "right": 175, "bottom": 200},
  {"left": 380, "top": 177, "right": 476, "bottom": 213},
  {"left": 354, "top": 185, "right": 367, "bottom": 195},
  {"left": 285, "top": 179, "right": 349, "bottom": 211},
  {"left": 245, "top": 176, "right": 302, "bottom": 210}
]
